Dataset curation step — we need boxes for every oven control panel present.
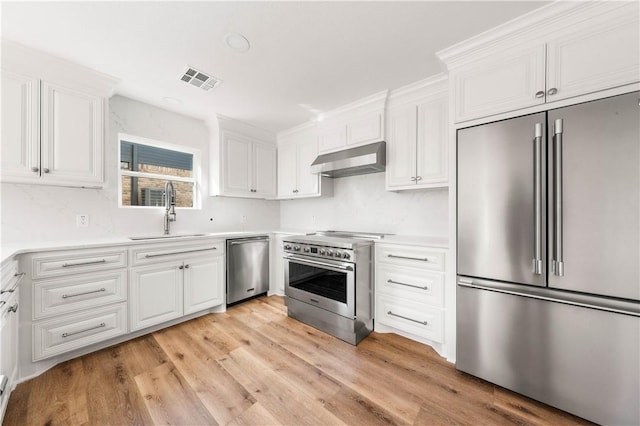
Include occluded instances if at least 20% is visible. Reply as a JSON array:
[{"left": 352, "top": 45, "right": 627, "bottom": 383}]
[{"left": 283, "top": 242, "right": 354, "bottom": 261}]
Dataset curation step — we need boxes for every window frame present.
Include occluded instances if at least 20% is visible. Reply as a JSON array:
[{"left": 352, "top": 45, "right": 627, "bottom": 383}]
[{"left": 117, "top": 133, "right": 201, "bottom": 209}]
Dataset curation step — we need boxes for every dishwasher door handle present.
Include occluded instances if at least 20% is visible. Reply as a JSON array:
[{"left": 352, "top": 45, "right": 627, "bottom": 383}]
[{"left": 229, "top": 239, "right": 269, "bottom": 246}]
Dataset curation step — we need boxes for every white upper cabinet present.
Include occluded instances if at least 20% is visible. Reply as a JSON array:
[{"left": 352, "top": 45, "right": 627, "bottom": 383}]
[
  {"left": 0, "top": 41, "right": 117, "bottom": 187},
  {"left": 253, "top": 142, "right": 277, "bottom": 197},
  {"left": 318, "top": 90, "right": 387, "bottom": 154},
  {"left": 451, "top": 45, "right": 546, "bottom": 123},
  {"left": 439, "top": 2, "right": 639, "bottom": 123},
  {"left": 209, "top": 116, "right": 277, "bottom": 199},
  {"left": 545, "top": 13, "right": 640, "bottom": 103},
  {"left": 386, "top": 76, "right": 448, "bottom": 191},
  {"left": 1, "top": 71, "right": 40, "bottom": 181},
  {"left": 40, "top": 82, "right": 104, "bottom": 186},
  {"left": 277, "top": 123, "right": 327, "bottom": 199}
]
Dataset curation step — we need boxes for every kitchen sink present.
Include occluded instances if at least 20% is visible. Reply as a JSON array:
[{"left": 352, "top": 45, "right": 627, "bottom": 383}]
[{"left": 128, "top": 233, "right": 207, "bottom": 240}]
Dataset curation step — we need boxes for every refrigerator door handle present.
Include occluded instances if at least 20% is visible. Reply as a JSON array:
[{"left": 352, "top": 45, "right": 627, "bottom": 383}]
[
  {"left": 532, "top": 123, "right": 544, "bottom": 275},
  {"left": 552, "top": 118, "right": 565, "bottom": 276}
]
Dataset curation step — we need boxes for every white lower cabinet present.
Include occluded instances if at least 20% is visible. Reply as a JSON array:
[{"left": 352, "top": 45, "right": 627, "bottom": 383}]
[
  {"left": 376, "top": 295, "right": 444, "bottom": 343},
  {"left": 129, "top": 262, "right": 184, "bottom": 331},
  {"left": 375, "top": 242, "right": 447, "bottom": 347},
  {"left": 129, "top": 239, "right": 225, "bottom": 331},
  {"left": 183, "top": 254, "right": 224, "bottom": 315},
  {"left": 32, "top": 303, "right": 127, "bottom": 361},
  {"left": 29, "top": 249, "right": 129, "bottom": 362},
  {"left": 1, "top": 285, "right": 19, "bottom": 422}
]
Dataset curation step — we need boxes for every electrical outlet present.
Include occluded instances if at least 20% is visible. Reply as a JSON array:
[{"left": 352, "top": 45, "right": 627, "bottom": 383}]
[
  {"left": 76, "top": 214, "right": 89, "bottom": 228},
  {"left": 240, "top": 215, "right": 247, "bottom": 224}
]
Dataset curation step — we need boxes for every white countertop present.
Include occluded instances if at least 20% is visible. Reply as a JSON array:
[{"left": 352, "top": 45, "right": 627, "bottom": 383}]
[
  {"left": 0, "top": 229, "right": 306, "bottom": 266},
  {"left": 1, "top": 229, "right": 448, "bottom": 266},
  {"left": 375, "top": 235, "right": 448, "bottom": 248}
]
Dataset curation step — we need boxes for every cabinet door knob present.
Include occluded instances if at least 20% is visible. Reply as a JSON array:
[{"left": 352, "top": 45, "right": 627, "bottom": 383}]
[
  {"left": 184, "top": 264, "right": 190, "bottom": 269},
  {"left": 31, "top": 167, "right": 39, "bottom": 173},
  {"left": 547, "top": 88, "right": 558, "bottom": 96},
  {"left": 43, "top": 168, "right": 50, "bottom": 174},
  {"left": 535, "top": 90, "right": 545, "bottom": 98},
  {"left": 416, "top": 176, "right": 422, "bottom": 181},
  {"left": 410, "top": 177, "right": 416, "bottom": 182},
  {"left": 178, "top": 265, "right": 184, "bottom": 270}
]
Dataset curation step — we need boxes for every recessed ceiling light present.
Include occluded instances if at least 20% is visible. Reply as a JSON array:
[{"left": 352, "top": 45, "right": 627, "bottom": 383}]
[{"left": 224, "top": 32, "right": 250, "bottom": 52}]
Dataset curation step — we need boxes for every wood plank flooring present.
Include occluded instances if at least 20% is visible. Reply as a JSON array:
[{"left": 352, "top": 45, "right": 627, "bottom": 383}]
[{"left": 4, "top": 296, "right": 593, "bottom": 426}]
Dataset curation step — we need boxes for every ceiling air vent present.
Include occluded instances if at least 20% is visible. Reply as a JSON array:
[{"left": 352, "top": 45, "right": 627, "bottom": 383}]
[{"left": 180, "top": 66, "right": 222, "bottom": 92}]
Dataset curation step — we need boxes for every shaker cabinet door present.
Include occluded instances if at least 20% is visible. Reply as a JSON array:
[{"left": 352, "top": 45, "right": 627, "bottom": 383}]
[
  {"left": 253, "top": 142, "right": 276, "bottom": 197},
  {"left": 41, "top": 82, "right": 104, "bottom": 186},
  {"left": 386, "top": 103, "right": 418, "bottom": 188},
  {"left": 416, "top": 95, "right": 448, "bottom": 185},
  {"left": 453, "top": 44, "right": 546, "bottom": 123},
  {"left": 0, "top": 71, "right": 40, "bottom": 182},
  {"left": 129, "top": 263, "right": 183, "bottom": 331},
  {"left": 545, "top": 10, "right": 639, "bottom": 103},
  {"left": 277, "top": 143, "right": 298, "bottom": 197},
  {"left": 183, "top": 255, "right": 224, "bottom": 315},
  {"left": 223, "top": 133, "right": 253, "bottom": 195},
  {"left": 295, "top": 139, "right": 319, "bottom": 196}
]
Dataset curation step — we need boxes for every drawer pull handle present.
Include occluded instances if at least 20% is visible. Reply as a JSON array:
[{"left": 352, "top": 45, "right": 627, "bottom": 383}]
[
  {"left": 144, "top": 247, "right": 217, "bottom": 258},
  {"left": 387, "top": 311, "right": 428, "bottom": 326},
  {"left": 1, "top": 272, "right": 26, "bottom": 294},
  {"left": 8, "top": 303, "right": 18, "bottom": 313},
  {"left": 62, "top": 322, "right": 106, "bottom": 338},
  {"left": 388, "top": 254, "right": 429, "bottom": 262},
  {"left": 62, "top": 288, "right": 106, "bottom": 299},
  {"left": 62, "top": 259, "right": 107, "bottom": 268},
  {"left": 387, "top": 279, "right": 428, "bottom": 290}
]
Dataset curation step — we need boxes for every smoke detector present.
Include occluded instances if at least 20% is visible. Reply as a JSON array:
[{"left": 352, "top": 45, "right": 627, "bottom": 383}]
[{"left": 180, "top": 66, "right": 222, "bottom": 91}]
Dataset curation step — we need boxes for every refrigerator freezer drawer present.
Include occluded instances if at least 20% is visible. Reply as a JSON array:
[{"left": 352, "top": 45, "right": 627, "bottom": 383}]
[{"left": 457, "top": 284, "right": 639, "bottom": 425}]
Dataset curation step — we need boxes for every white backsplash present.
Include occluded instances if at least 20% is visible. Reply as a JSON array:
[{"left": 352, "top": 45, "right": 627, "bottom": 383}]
[
  {"left": 279, "top": 173, "right": 448, "bottom": 236},
  {"left": 0, "top": 95, "right": 280, "bottom": 244}
]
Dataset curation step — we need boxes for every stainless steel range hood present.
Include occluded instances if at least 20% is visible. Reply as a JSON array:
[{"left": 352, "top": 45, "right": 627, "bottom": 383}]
[{"left": 310, "top": 141, "right": 386, "bottom": 178}]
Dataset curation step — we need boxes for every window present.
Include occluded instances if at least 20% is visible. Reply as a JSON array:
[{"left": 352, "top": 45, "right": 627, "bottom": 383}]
[{"left": 118, "top": 134, "right": 200, "bottom": 208}]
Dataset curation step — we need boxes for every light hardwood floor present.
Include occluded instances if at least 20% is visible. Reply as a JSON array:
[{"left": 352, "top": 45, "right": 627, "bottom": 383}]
[{"left": 4, "top": 296, "right": 592, "bottom": 425}]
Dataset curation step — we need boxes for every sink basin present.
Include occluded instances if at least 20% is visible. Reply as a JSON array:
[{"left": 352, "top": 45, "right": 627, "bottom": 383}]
[{"left": 129, "top": 233, "right": 207, "bottom": 240}]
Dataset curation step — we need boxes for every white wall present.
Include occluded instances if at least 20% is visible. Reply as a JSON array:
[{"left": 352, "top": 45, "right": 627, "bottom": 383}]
[
  {"left": 279, "top": 173, "right": 448, "bottom": 236},
  {"left": 0, "top": 95, "right": 280, "bottom": 244}
]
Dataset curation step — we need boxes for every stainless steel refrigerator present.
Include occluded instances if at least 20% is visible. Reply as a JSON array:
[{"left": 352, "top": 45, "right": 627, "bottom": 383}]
[{"left": 456, "top": 91, "right": 639, "bottom": 425}]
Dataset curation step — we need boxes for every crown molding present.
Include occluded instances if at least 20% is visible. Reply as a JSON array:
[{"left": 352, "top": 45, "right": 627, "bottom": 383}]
[{"left": 436, "top": 1, "right": 636, "bottom": 71}]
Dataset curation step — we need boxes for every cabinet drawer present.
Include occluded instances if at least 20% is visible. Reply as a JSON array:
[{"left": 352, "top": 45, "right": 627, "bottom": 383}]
[
  {"left": 33, "top": 302, "right": 127, "bottom": 361},
  {"left": 376, "top": 295, "right": 444, "bottom": 343},
  {"left": 32, "top": 248, "right": 127, "bottom": 279},
  {"left": 376, "top": 264, "right": 444, "bottom": 307},
  {"left": 376, "top": 244, "right": 445, "bottom": 271},
  {"left": 129, "top": 240, "right": 224, "bottom": 266},
  {"left": 33, "top": 270, "right": 127, "bottom": 320}
]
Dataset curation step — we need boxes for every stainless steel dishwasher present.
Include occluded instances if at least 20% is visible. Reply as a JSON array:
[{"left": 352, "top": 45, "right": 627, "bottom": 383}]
[{"left": 226, "top": 236, "right": 270, "bottom": 304}]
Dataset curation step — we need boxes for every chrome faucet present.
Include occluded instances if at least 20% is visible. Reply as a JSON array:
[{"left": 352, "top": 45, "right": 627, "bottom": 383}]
[{"left": 163, "top": 181, "right": 176, "bottom": 235}]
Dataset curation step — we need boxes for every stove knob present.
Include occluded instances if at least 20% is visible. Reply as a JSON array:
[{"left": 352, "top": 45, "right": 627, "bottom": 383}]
[
  {"left": 326, "top": 250, "right": 333, "bottom": 257},
  {"left": 319, "top": 249, "right": 326, "bottom": 255},
  {"left": 334, "top": 251, "right": 341, "bottom": 258},
  {"left": 303, "top": 247, "right": 310, "bottom": 253},
  {"left": 294, "top": 246, "right": 301, "bottom": 251},
  {"left": 284, "top": 244, "right": 291, "bottom": 250},
  {"left": 343, "top": 252, "right": 351, "bottom": 259}
]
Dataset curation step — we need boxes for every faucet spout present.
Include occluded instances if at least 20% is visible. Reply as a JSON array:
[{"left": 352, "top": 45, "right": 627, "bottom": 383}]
[{"left": 164, "top": 181, "right": 177, "bottom": 235}]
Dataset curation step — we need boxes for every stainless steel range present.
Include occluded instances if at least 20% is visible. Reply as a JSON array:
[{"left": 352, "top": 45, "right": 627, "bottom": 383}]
[{"left": 283, "top": 231, "right": 384, "bottom": 345}]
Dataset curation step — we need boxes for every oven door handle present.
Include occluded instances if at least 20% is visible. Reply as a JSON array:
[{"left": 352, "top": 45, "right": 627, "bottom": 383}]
[{"left": 285, "top": 255, "right": 354, "bottom": 272}]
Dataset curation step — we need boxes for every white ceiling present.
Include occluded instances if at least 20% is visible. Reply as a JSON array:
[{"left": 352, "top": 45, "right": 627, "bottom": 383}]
[{"left": 1, "top": 1, "right": 547, "bottom": 134}]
